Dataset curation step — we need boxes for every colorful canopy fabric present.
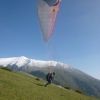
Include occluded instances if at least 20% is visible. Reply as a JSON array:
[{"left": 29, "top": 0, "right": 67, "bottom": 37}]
[
  {"left": 43, "top": 0, "right": 59, "bottom": 6},
  {"left": 37, "top": 0, "right": 61, "bottom": 42}
]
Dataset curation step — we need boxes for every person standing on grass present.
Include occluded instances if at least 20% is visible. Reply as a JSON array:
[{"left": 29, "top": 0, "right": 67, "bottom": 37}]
[{"left": 45, "top": 72, "right": 55, "bottom": 87}]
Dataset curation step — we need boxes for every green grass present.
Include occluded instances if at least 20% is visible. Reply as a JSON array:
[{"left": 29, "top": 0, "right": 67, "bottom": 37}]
[{"left": 0, "top": 69, "right": 100, "bottom": 100}]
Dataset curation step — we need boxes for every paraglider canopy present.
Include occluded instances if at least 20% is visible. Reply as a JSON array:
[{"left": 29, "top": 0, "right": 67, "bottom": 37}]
[
  {"left": 43, "top": 0, "right": 60, "bottom": 6},
  {"left": 37, "top": 0, "right": 61, "bottom": 42}
]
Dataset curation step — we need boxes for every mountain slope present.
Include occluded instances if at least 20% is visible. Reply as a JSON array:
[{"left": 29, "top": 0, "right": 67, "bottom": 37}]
[
  {"left": 0, "top": 68, "right": 99, "bottom": 100},
  {"left": 0, "top": 56, "right": 100, "bottom": 98},
  {"left": 0, "top": 56, "right": 72, "bottom": 69},
  {"left": 30, "top": 67, "right": 100, "bottom": 98}
]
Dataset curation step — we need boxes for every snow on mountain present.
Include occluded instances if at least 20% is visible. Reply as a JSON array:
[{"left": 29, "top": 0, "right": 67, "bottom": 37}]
[
  {"left": 0, "top": 56, "right": 73, "bottom": 69},
  {"left": 0, "top": 56, "right": 29, "bottom": 67}
]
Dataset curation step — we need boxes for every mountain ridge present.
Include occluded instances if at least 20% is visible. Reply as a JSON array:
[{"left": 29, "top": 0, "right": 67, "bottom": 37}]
[
  {"left": 0, "top": 56, "right": 100, "bottom": 98},
  {"left": 0, "top": 56, "right": 74, "bottom": 69}
]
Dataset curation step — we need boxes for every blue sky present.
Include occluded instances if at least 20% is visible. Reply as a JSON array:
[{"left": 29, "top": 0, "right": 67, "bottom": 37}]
[{"left": 0, "top": 0, "right": 100, "bottom": 80}]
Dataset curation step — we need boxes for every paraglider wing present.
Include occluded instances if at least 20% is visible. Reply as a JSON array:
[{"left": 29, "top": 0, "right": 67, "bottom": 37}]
[{"left": 37, "top": 0, "right": 61, "bottom": 42}]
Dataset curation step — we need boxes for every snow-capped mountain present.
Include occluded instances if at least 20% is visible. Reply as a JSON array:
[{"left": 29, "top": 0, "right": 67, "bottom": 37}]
[
  {"left": 0, "top": 56, "right": 73, "bottom": 69},
  {"left": 0, "top": 56, "right": 100, "bottom": 98}
]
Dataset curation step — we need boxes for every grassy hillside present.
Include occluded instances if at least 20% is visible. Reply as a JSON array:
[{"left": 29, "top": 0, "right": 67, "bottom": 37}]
[
  {"left": 30, "top": 67, "right": 100, "bottom": 98},
  {"left": 0, "top": 69, "right": 99, "bottom": 100}
]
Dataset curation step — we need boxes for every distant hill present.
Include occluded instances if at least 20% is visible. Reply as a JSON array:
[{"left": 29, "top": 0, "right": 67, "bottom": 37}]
[
  {"left": 29, "top": 67, "right": 100, "bottom": 98},
  {"left": 0, "top": 56, "right": 100, "bottom": 98},
  {"left": 0, "top": 68, "right": 100, "bottom": 100}
]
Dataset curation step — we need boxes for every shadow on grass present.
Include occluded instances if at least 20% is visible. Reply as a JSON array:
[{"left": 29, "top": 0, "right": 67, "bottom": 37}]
[{"left": 36, "top": 84, "right": 44, "bottom": 86}]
